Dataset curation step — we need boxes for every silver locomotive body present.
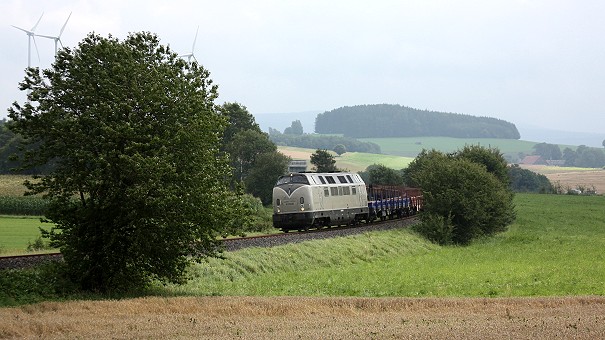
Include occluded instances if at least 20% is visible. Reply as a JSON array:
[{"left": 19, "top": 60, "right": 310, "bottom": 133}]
[{"left": 272, "top": 172, "right": 369, "bottom": 231}]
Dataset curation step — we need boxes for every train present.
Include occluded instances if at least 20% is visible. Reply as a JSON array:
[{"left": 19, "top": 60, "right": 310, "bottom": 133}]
[{"left": 272, "top": 172, "right": 422, "bottom": 232}]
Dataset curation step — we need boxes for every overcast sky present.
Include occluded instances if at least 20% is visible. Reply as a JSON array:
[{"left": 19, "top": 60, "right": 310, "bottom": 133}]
[{"left": 2, "top": 0, "right": 604, "bottom": 135}]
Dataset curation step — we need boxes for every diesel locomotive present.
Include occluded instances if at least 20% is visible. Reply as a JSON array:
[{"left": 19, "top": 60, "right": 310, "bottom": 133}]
[{"left": 272, "top": 172, "right": 422, "bottom": 232}]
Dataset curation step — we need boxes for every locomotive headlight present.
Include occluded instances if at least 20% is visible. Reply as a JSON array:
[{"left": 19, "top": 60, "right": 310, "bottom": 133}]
[
  {"left": 300, "top": 205, "right": 305, "bottom": 211},
  {"left": 277, "top": 208, "right": 281, "bottom": 213}
]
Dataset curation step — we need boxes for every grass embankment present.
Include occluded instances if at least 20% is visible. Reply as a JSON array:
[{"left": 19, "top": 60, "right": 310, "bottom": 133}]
[{"left": 165, "top": 193, "right": 605, "bottom": 297}]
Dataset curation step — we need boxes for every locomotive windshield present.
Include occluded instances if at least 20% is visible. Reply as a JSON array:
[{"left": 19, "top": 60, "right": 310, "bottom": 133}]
[{"left": 276, "top": 174, "right": 310, "bottom": 186}]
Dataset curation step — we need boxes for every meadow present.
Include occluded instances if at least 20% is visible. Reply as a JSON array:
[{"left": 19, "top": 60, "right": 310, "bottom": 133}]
[
  {"left": 359, "top": 136, "right": 556, "bottom": 158},
  {"left": 0, "top": 216, "right": 52, "bottom": 254},
  {"left": 163, "top": 193, "right": 605, "bottom": 298}
]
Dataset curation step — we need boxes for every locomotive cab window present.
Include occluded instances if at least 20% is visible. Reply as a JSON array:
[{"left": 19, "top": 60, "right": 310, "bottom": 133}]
[
  {"left": 352, "top": 186, "right": 357, "bottom": 195},
  {"left": 342, "top": 186, "right": 350, "bottom": 195},
  {"left": 276, "top": 174, "right": 310, "bottom": 185},
  {"left": 330, "top": 187, "right": 338, "bottom": 196},
  {"left": 324, "top": 188, "right": 329, "bottom": 196}
]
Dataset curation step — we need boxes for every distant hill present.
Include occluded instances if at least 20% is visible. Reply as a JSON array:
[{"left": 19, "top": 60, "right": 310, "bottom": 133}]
[
  {"left": 315, "top": 104, "right": 520, "bottom": 139},
  {"left": 517, "top": 125, "right": 605, "bottom": 148}
]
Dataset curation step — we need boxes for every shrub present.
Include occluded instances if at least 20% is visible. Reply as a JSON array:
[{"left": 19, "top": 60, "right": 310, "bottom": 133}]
[{"left": 412, "top": 213, "right": 454, "bottom": 245}]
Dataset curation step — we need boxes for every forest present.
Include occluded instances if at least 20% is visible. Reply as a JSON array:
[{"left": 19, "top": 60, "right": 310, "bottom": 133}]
[{"left": 315, "top": 104, "right": 521, "bottom": 139}]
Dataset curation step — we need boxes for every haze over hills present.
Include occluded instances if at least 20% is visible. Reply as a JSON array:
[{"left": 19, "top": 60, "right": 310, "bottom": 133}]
[{"left": 254, "top": 109, "right": 604, "bottom": 148}]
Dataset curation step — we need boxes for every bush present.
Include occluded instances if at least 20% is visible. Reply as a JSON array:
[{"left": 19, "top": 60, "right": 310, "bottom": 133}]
[
  {"left": 223, "top": 194, "right": 274, "bottom": 237},
  {"left": 407, "top": 147, "right": 515, "bottom": 245},
  {"left": 412, "top": 213, "right": 454, "bottom": 245}
]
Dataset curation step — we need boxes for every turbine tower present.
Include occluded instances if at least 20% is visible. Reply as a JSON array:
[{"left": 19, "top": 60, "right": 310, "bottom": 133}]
[
  {"left": 37, "top": 12, "right": 72, "bottom": 56},
  {"left": 11, "top": 12, "right": 44, "bottom": 68},
  {"left": 179, "top": 26, "right": 199, "bottom": 63}
]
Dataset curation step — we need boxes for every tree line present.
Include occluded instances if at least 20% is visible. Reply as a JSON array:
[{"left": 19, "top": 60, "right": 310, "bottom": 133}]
[
  {"left": 532, "top": 142, "right": 605, "bottom": 168},
  {"left": 315, "top": 104, "right": 521, "bottom": 139},
  {"left": 268, "top": 127, "right": 381, "bottom": 154}
]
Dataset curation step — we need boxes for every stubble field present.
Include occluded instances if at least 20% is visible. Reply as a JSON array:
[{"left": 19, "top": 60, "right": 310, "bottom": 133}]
[{"left": 2, "top": 296, "right": 604, "bottom": 339}]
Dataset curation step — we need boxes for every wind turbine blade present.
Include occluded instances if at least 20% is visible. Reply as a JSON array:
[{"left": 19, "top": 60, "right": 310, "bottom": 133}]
[
  {"left": 31, "top": 12, "right": 44, "bottom": 32},
  {"left": 36, "top": 34, "right": 55, "bottom": 40},
  {"left": 11, "top": 25, "right": 30, "bottom": 34},
  {"left": 59, "top": 12, "right": 72, "bottom": 37},
  {"left": 191, "top": 26, "right": 199, "bottom": 53}
]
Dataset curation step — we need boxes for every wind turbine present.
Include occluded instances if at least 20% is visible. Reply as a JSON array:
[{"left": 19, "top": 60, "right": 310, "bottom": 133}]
[
  {"left": 36, "top": 12, "right": 72, "bottom": 56},
  {"left": 179, "top": 26, "right": 199, "bottom": 63},
  {"left": 11, "top": 12, "right": 44, "bottom": 68}
]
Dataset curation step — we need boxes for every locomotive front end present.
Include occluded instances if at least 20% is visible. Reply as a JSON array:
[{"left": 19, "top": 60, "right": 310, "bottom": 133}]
[{"left": 272, "top": 173, "right": 314, "bottom": 231}]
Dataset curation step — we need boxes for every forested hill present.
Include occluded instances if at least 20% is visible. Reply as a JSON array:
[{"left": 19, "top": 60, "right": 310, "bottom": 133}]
[{"left": 315, "top": 104, "right": 520, "bottom": 139}]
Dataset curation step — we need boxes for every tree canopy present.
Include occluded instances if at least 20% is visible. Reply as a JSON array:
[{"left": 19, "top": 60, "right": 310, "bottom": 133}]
[
  {"left": 219, "top": 102, "right": 288, "bottom": 205},
  {"left": 310, "top": 149, "right": 338, "bottom": 172},
  {"left": 532, "top": 142, "right": 562, "bottom": 160},
  {"left": 315, "top": 104, "right": 520, "bottom": 139},
  {"left": 283, "top": 120, "right": 304, "bottom": 135},
  {"left": 360, "top": 164, "right": 405, "bottom": 186},
  {"left": 7, "top": 32, "right": 239, "bottom": 292}
]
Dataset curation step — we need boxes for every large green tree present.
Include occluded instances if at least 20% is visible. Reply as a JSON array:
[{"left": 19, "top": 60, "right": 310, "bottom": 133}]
[
  {"left": 245, "top": 151, "right": 291, "bottom": 205},
  {"left": 310, "top": 149, "right": 338, "bottom": 172},
  {"left": 532, "top": 142, "right": 562, "bottom": 160},
  {"left": 8, "top": 32, "right": 237, "bottom": 292},
  {"left": 226, "top": 129, "right": 277, "bottom": 182},
  {"left": 220, "top": 102, "right": 261, "bottom": 147},
  {"left": 284, "top": 120, "right": 303, "bottom": 135},
  {"left": 361, "top": 164, "right": 404, "bottom": 186}
]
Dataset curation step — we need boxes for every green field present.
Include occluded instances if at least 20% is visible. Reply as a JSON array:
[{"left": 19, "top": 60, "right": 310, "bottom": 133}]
[
  {"left": 360, "top": 137, "right": 569, "bottom": 160},
  {"left": 337, "top": 152, "right": 414, "bottom": 172},
  {"left": 164, "top": 194, "right": 605, "bottom": 297},
  {"left": 0, "top": 216, "right": 53, "bottom": 254}
]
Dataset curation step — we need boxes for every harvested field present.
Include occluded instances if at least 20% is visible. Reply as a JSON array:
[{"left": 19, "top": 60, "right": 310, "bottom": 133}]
[
  {"left": 521, "top": 165, "right": 605, "bottom": 194},
  {"left": 1, "top": 296, "right": 604, "bottom": 339}
]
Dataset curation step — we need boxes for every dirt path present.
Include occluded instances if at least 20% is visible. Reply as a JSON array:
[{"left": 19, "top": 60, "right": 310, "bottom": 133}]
[{"left": 2, "top": 296, "right": 604, "bottom": 339}]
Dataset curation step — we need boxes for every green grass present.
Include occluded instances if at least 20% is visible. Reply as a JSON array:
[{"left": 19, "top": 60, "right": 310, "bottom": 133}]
[
  {"left": 359, "top": 137, "right": 563, "bottom": 159},
  {"left": 337, "top": 152, "right": 414, "bottom": 172},
  {"left": 164, "top": 194, "right": 605, "bottom": 297},
  {"left": 0, "top": 216, "right": 54, "bottom": 254}
]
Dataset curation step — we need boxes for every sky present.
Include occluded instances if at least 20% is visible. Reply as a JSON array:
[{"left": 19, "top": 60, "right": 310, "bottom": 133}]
[{"left": 1, "top": 0, "right": 604, "bottom": 137}]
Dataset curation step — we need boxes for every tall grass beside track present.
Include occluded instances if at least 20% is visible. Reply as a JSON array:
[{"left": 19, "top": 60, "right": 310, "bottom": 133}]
[{"left": 164, "top": 193, "right": 605, "bottom": 298}]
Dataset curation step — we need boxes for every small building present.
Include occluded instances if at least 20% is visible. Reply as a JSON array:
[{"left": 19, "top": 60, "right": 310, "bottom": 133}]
[
  {"left": 519, "top": 155, "right": 547, "bottom": 165},
  {"left": 288, "top": 160, "right": 308, "bottom": 173}
]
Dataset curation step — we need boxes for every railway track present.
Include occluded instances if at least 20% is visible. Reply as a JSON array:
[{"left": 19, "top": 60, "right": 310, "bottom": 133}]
[{"left": 1, "top": 216, "right": 418, "bottom": 270}]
